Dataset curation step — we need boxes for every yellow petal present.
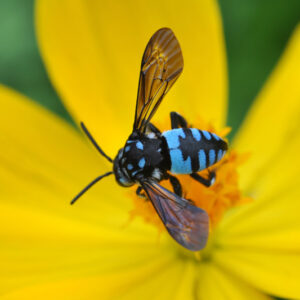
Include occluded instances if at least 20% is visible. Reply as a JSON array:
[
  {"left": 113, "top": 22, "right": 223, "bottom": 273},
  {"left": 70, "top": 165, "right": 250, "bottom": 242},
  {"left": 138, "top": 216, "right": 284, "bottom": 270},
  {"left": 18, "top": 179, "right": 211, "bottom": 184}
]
[
  {"left": 214, "top": 145, "right": 300, "bottom": 298},
  {"left": 214, "top": 25, "right": 300, "bottom": 299},
  {"left": 0, "top": 84, "right": 130, "bottom": 215},
  {"left": 213, "top": 248, "right": 300, "bottom": 299},
  {"left": 174, "top": 261, "right": 199, "bottom": 300},
  {"left": 0, "top": 85, "right": 172, "bottom": 295},
  {"left": 3, "top": 257, "right": 206, "bottom": 300},
  {"left": 197, "top": 264, "right": 271, "bottom": 300},
  {"left": 212, "top": 185, "right": 300, "bottom": 298},
  {"left": 219, "top": 130, "right": 300, "bottom": 248},
  {"left": 2, "top": 260, "right": 270, "bottom": 300},
  {"left": 217, "top": 188, "right": 300, "bottom": 251},
  {"left": 233, "top": 24, "right": 300, "bottom": 192},
  {"left": 1, "top": 258, "right": 195, "bottom": 300},
  {"left": 36, "top": 0, "right": 228, "bottom": 155}
]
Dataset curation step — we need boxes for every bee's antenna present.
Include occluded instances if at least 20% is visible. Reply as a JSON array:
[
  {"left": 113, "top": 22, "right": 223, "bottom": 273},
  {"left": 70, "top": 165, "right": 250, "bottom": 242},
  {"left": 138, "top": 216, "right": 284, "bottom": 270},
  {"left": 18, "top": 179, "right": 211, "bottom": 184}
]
[
  {"left": 71, "top": 171, "right": 113, "bottom": 205},
  {"left": 80, "top": 122, "right": 113, "bottom": 163}
]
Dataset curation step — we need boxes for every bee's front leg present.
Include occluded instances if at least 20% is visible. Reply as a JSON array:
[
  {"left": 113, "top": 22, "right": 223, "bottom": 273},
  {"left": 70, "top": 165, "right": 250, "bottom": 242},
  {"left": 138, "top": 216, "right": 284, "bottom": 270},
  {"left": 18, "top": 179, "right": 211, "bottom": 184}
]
[
  {"left": 136, "top": 186, "right": 147, "bottom": 199},
  {"left": 147, "top": 123, "right": 161, "bottom": 135}
]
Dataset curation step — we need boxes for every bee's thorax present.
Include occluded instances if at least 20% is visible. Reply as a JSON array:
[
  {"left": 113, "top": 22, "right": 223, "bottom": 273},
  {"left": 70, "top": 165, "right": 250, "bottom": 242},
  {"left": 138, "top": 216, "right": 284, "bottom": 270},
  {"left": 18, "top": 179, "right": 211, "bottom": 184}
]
[{"left": 115, "top": 133, "right": 170, "bottom": 184}]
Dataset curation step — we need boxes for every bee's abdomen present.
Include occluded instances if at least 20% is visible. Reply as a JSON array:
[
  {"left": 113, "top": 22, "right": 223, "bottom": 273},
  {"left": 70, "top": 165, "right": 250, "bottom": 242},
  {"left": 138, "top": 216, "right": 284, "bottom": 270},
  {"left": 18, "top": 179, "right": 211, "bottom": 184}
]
[{"left": 162, "top": 128, "right": 227, "bottom": 174}]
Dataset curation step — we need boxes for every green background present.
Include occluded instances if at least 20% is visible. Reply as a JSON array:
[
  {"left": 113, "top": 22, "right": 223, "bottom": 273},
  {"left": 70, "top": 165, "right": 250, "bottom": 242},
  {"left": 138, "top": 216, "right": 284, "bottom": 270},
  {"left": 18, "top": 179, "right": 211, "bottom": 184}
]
[{"left": 0, "top": 0, "right": 300, "bottom": 139}]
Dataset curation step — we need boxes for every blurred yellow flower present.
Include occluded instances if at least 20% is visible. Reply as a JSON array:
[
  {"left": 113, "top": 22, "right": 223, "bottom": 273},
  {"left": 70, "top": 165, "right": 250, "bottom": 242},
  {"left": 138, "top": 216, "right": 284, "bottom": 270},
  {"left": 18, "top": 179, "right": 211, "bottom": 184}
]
[{"left": 0, "top": 0, "right": 300, "bottom": 299}]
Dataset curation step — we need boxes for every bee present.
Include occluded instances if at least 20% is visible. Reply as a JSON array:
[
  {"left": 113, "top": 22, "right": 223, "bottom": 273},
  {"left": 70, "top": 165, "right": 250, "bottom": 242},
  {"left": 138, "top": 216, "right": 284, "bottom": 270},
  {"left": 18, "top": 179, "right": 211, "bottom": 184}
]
[{"left": 71, "top": 28, "right": 227, "bottom": 251}]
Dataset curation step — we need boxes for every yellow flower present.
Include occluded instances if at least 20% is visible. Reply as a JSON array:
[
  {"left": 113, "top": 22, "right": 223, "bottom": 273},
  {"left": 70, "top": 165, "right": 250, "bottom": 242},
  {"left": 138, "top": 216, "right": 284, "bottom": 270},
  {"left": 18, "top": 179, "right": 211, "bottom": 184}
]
[{"left": 1, "top": 0, "right": 300, "bottom": 299}]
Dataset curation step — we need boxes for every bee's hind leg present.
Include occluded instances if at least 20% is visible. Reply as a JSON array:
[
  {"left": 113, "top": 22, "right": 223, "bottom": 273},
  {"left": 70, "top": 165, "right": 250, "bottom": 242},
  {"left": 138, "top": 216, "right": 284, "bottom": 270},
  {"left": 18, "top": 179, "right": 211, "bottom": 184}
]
[
  {"left": 170, "top": 112, "right": 188, "bottom": 129},
  {"left": 190, "top": 171, "right": 216, "bottom": 187},
  {"left": 166, "top": 173, "right": 182, "bottom": 197}
]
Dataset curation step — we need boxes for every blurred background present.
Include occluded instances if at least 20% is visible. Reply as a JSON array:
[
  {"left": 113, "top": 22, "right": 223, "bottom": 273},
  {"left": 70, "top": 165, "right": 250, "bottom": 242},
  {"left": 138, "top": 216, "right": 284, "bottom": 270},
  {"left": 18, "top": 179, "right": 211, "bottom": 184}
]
[{"left": 0, "top": 0, "right": 300, "bottom": 138}]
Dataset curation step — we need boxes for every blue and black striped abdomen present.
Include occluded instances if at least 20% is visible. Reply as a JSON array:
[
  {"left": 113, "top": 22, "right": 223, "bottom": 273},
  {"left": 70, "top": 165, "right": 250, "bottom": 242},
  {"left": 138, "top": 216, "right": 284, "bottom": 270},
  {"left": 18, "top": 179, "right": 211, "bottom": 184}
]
[{"left": 162, "top": 128, "right": 227, "bottom": 174}]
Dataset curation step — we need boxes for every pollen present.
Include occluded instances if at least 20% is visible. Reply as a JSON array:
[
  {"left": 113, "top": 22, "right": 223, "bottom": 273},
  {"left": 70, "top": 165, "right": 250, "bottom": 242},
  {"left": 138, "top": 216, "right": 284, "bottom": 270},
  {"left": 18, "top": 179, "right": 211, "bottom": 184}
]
[{"left": 129, "top": 116, "right": 251, "bottom": 233}]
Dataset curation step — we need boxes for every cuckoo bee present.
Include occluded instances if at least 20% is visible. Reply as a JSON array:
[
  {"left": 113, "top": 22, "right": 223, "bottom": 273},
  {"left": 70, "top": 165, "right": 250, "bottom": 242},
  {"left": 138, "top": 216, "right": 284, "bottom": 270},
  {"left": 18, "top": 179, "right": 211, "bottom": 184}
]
[{"left": 71, "top": 28, "right": 227, "bottom": 251}]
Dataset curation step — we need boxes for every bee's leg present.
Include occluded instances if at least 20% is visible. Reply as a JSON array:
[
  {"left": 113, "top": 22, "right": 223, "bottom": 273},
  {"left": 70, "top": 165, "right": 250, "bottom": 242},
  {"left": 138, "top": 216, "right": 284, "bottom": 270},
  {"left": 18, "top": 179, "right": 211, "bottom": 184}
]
[
  {"left": 190, "top": 171, "right": 216, "bottom": 187},
  {"left": 147, "top": 123, "right": 161, "bottom": 135},
  {"left": 170, "top": 112, "right": 188, "bottom": 129},
  {"left": 136, "top": 186, "right": 147, "bottom": 199},
  {"left": 167, "top": 173, "right": 182, "bottom": 197}
]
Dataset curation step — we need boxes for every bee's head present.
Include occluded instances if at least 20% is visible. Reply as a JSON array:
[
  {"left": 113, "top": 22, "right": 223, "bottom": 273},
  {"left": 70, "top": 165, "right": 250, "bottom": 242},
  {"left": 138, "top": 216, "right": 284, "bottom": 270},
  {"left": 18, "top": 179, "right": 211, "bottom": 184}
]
[{"left": 113, "top": 148, "right": 134, "bottom": 187}]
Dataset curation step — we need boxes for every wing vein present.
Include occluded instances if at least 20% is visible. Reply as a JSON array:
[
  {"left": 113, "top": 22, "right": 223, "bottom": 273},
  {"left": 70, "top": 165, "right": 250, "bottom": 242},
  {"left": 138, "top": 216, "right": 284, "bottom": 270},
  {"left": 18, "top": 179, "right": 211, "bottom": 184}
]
[{"left": 133, "top": 28, "right": 183, "bottom": 132}]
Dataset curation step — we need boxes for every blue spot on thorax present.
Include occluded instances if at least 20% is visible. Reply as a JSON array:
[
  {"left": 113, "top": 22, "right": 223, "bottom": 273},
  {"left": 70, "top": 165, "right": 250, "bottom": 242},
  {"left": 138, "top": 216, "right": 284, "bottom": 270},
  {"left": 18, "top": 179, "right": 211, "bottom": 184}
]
[
  {"left": 138, "top": 158, "right": 146, "bottom": 168},
  {"left": 131, "top": 170, "right": 138, "bottom": 176},
  {"left": 136, "top": 141, "right": 144, "bottom": 150}
]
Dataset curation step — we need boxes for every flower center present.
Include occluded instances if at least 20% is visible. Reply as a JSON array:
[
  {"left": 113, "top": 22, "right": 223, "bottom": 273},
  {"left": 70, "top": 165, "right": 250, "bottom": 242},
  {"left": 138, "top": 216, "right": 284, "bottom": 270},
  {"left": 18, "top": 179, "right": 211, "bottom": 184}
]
[{"left": 128, "top": 116, "right": 250, "bottom": 247}]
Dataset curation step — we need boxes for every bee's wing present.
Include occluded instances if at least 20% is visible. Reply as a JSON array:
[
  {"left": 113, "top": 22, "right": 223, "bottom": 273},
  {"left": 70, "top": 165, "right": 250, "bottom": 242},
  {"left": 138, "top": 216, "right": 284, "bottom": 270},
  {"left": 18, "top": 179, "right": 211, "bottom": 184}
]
[
  {"left": 134, "top": 28, "right": 183, "bottom": 132},
  {"left": 140, "top": 179, "right": 209, "bottom": 251}
]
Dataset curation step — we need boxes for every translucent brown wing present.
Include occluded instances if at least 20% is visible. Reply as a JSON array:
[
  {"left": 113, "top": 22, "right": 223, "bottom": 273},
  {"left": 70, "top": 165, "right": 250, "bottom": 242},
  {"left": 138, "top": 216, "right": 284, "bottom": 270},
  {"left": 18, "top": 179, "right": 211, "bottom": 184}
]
[
  {"left": 140, "top": 180, "right": 209, "bottom": 251},
  {"left": 134, "top": 28, "right": 184, "bottom": 132}
]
